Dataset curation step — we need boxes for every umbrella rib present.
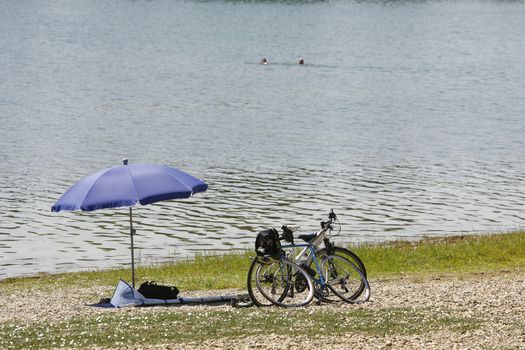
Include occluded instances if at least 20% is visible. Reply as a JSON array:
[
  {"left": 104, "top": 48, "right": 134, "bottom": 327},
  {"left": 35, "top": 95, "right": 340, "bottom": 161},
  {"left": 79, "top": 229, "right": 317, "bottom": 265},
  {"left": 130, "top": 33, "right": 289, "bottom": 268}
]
[
  {"left": 125, "top": 165, "right": 141, "bottom": 207},
  {"left": 163, "top": 167, "right": 195, "bottom": 195},
  {"left": 79, "top": 167, "right": 116, "bottom": 211}
]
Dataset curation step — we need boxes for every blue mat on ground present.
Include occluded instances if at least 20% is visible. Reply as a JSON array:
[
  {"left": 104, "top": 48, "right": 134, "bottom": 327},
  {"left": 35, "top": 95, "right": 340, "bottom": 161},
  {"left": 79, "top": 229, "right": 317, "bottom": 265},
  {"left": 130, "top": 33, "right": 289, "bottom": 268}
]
[{"left": 86, "top": 279, "right": 240, "bottom": 308}]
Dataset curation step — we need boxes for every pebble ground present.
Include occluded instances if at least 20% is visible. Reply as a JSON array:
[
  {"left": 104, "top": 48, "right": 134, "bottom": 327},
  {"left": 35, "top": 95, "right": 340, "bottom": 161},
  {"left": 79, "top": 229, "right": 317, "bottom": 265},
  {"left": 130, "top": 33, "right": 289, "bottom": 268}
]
[{"left": 1, "top": 272, "right": 524, "bottom": 349}]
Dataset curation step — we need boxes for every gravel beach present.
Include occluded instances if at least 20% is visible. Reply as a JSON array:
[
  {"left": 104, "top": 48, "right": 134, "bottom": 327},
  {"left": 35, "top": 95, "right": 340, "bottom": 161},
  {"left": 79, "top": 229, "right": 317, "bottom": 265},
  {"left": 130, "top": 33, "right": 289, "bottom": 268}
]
[{"left": 1, "top": 272, "right": 524, "bottom": 349}]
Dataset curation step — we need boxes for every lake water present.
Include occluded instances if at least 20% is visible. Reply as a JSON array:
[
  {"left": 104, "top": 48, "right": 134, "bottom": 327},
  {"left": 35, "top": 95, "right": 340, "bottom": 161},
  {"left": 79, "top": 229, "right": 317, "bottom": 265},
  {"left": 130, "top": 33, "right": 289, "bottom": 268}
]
[{"left": 1, "top": 0, "right": 525, "bottom": 279}]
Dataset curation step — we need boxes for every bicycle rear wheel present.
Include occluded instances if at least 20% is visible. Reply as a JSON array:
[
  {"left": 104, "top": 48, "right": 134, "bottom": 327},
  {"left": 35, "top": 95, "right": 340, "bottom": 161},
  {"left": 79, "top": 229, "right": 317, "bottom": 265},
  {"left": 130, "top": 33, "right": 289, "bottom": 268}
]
[
  {"left": 255, "top": 258, "right": 314, "bottom": 307},
  {"left": 247, "top": 257, "right": 274, "bottom": 307},
  {"left": 322, "top": 255, "right": 370, "bottom": 303}
]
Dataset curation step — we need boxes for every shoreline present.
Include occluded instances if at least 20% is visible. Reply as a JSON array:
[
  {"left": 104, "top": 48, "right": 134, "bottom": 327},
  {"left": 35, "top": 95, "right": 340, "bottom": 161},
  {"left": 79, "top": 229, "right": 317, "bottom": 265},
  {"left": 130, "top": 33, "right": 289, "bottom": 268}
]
[{"left": 2, "top": 229, "right": 524, "bottom": 283}]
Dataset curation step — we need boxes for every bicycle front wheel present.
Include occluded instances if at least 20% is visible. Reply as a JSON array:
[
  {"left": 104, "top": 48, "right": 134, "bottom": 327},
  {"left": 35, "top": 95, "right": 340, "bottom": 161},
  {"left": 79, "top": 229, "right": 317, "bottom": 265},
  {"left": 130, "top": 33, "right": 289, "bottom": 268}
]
[
  {"left": 255, "top": 258, "right": 314, "bottom": 307},
  {"left": 322, "top": 255, "right": 370, "bottom": 303},
  {"left": 317, "top": 246, "right": 367, "bottom": 278}
]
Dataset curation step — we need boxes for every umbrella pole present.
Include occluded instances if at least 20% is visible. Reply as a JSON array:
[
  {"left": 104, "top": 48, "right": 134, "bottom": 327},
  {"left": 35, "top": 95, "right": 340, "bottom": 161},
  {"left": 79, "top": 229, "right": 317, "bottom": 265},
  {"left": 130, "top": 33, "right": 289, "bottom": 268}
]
[{"left": 130, "top": 207, "right": 135, "bottom": 289}]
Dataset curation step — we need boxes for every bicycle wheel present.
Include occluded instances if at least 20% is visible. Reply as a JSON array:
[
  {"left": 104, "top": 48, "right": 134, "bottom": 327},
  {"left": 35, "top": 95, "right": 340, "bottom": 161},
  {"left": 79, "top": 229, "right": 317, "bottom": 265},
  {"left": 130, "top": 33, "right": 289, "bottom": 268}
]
[
  {"left": 255, "top": 258, "right": 314, "bottom": 307},
  {"left": 247, "top": 257, "right": 273, "bottom": 307},
  {"left": 304, "top": 258, "right": 339, "bottom": 303},
  {"left": 317, "top": 246, "right": 367, "bottom": 278},
  {"left": 312, "top": 248, "right": 366, "bottom": 301},
  {"left": 322, "top": 254, "right": 370, "bottom": 303}
]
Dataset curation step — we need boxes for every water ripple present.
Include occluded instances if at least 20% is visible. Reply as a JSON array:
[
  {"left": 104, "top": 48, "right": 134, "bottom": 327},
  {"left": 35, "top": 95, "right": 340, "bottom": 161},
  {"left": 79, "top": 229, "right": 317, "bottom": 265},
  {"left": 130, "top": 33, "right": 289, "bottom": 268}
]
[{"left": 1, "top": 0, "right": 525, "bottom": 278}]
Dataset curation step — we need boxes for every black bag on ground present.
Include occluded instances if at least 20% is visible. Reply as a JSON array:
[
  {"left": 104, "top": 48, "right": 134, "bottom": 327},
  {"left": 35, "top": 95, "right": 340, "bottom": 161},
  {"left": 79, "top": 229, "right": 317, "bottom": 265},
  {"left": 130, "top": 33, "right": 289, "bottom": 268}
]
[
  {"left": 255, "top": 228, "right": 281, "bottom": 258},
  {"left": 138, "top": 281, "right": 180, "bottom": 299}
]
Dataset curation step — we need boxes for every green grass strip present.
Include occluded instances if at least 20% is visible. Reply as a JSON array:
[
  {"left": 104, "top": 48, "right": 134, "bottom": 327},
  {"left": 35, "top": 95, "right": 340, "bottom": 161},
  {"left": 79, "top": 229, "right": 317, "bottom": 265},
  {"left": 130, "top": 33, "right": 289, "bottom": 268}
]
[
  {"left": 357, "top": 231, "right": 525, "bottom": 276},
  {"left": 0, "top": 307, "right": 480, "bottom": 350},
  {"left": 2, "top": 231, "right": 525, "bottom": 292}
]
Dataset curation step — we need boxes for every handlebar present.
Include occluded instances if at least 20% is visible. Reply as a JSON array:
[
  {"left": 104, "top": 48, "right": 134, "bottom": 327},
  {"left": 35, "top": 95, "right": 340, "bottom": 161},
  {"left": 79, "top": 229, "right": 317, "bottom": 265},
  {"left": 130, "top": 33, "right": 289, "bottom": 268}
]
[
  {"left": 280, "top": 209, "right": 340, "bottom": 242},
  {"left": 321, "top": 209, "right": 337, "bottom": 229}
]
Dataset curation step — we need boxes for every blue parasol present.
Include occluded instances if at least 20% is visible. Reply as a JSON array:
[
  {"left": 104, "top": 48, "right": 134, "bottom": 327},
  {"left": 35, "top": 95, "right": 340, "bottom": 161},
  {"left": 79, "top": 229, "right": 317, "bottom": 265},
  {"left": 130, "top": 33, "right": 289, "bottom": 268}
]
[{"left": 51, "top": 159, "right": 207, "bottom": 287}]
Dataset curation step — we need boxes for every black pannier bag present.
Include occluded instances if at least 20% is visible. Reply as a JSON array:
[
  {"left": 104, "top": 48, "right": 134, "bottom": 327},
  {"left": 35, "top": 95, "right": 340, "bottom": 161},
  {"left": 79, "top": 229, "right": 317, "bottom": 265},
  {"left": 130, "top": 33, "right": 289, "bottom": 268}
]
[
  {"left": 255, "top": 228, "right": 281, "bottom": 258},
  {"left": 138, "top": 281, "right": 180, "bottom": 299}
]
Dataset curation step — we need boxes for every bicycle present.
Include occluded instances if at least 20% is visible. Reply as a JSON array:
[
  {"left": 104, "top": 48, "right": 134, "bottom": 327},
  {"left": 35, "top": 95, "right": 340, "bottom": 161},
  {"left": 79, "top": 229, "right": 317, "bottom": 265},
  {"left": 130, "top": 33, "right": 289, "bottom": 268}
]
[
  {"left": 247, "top": 210, "right": 370, "bottom": 307},
  {"left": 282, "top": 209, "right": 368, "bottom": 302},
  {"left": 292, "top": 209, "right": 367, "bottom": 278}
]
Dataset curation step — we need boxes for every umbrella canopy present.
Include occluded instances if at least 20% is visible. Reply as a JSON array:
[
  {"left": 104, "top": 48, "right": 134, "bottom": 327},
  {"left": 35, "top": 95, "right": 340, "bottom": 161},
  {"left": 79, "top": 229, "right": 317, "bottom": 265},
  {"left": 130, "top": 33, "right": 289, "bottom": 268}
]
[
  {"left": 51, "top": 160, "right": 207, "bottom": 287},
  {"left": 52, "top": 162, "right": 207, "bottom": 212}
]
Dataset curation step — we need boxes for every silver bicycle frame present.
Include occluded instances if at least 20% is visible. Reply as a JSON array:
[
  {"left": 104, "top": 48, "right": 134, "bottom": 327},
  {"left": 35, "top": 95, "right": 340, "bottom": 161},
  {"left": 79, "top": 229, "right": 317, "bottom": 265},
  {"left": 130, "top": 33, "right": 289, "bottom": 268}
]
[
  {"left": 280, "top": 223, "right": 333, "bottom": 286},
  {"left": 290, "top": 224, "right": 332, "bottom": 263}
]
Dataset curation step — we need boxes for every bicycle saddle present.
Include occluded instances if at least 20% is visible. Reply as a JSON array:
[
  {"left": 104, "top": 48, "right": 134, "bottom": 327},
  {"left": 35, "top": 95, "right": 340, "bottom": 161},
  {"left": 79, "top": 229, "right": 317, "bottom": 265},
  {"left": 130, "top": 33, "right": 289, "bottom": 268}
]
[{"left": 298, "top": 233, "right": 317, "bottom": 242}]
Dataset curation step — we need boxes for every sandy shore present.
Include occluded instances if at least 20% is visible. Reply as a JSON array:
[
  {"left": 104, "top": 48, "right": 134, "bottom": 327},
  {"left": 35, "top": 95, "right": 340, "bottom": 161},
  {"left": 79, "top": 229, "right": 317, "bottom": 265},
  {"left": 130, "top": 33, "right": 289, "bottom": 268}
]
[{"left": 1, "top": 272, "right": 525, "bottom": 349}]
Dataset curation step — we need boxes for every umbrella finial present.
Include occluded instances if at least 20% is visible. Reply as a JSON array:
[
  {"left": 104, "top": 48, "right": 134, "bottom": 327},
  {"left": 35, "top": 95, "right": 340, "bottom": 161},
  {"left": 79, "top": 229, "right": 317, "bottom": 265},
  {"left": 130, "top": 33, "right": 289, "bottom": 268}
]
[{"left": 122, "top": 158, "right": 128, "bottom": 165}]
